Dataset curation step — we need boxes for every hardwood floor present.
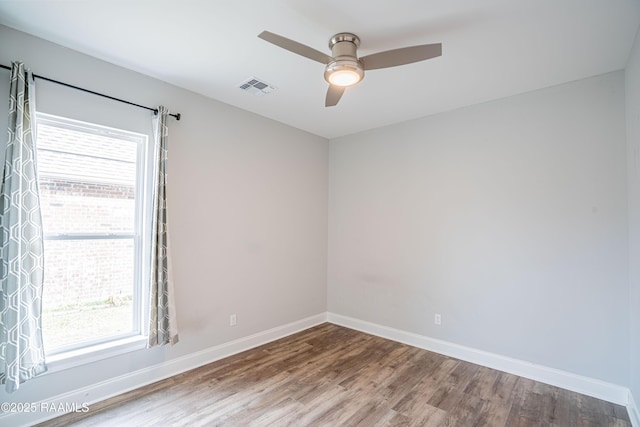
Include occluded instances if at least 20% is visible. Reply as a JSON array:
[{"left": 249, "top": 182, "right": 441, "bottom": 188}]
[{"left": 40, "top": 323, "right": 631, "bottom": 426}]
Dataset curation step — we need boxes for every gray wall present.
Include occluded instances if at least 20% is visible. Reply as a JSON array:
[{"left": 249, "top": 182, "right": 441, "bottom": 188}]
[
  {"left": 627, "top": 26, "right": 640, "bottom": 403},
  {"left": 328, "top": 71, "right": 629, "bottom": 385},
  {"left": 0, "top": 25, "right": 328, "bottom": 403}
]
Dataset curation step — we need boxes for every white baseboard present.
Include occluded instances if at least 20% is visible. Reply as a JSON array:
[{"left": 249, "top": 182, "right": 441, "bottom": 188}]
[
  {"left": 327, "top": 312, "right": 630, "bottom": 407},
  {"left": 1, "top": 313, "right": 327, "bottom": 427},
  {"left": 629, "top": 390, "right": 640, "bottom": 427}
]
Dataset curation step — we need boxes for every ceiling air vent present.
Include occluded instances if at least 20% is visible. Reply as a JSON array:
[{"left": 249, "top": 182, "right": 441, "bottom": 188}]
[{"left": 238, "top": 77, "right": 276, "bottom": 96}]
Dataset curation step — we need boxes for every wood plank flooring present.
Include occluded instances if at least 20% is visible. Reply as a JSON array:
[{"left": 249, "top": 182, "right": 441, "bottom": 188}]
[{"left": 39, "top": 323, "right": 631, "bottom": 426}]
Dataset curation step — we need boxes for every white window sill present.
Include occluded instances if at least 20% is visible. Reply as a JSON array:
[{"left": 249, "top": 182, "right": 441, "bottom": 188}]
[{"left": 45, "top": 336, "right": 148, "bottom": 374}]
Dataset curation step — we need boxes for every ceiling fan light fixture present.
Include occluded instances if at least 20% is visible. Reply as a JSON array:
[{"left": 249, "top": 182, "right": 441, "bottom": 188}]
[
  {"left": 324, "top": 61, "right": 364, "bottom": 87},
  {"left": 258, "top": 30, "right": 442, "bottom": 106}
]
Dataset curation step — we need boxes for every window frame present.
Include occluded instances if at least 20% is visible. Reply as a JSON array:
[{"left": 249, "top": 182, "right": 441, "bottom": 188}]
[{"left": 35, "top": 112, "right": 153, "bottom": 367}]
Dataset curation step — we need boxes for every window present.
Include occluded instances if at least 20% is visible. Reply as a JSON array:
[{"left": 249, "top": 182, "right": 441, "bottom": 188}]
[{"left": 36, "top": 113, "right": 151, "bottom": 357}]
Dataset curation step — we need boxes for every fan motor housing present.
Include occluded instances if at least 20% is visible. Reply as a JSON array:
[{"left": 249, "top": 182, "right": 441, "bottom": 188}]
[{"left": 324, "top": 33, "right": 364, "bottom": 86}]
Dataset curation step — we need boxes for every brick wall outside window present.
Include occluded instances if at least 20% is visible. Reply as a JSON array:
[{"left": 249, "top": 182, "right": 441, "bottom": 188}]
[{"left": 39, "top": 178, "right": 135, "bottom": 308}]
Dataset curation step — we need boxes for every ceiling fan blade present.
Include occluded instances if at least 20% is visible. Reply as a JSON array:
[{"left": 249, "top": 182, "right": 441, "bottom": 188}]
[
  {"left": 361, "top": 43, "right": 442, "bottom": 70},
  {"left": 325, "top": 85, "right": 345, "bottom": 107},
  {"left": 258, "top": 31, "right": 333, "bottom": 64}
]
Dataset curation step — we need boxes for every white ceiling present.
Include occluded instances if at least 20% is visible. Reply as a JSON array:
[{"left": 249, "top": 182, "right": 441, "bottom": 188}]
[{"left": 0, "top": 0, "right": 639, "bottom": 139}]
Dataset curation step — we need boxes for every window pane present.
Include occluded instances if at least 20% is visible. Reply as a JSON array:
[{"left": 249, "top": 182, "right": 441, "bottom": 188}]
[
  {"left": 37, "top": 122, "right": 137, "bottom": 234},
  {"left": 41, "top": 239, "right": 135, "bottom": 350}
]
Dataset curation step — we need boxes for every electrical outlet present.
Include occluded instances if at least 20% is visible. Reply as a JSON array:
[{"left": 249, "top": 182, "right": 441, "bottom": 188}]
[
  {"left": 434, "top": 314, "right": 441, "bottom": 325},
  {"left": 229, "top": 314, "right": 237, "bottom": 326}
]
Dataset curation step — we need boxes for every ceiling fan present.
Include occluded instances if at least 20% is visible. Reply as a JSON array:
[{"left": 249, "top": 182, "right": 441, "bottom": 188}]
[{"left": 258, "top": 31, "right": 442, "bottom": 107}]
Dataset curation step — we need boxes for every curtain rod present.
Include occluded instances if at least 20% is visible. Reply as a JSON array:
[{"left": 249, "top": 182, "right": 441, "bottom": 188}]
[{"left": 0, "top": 63, "right": 181, "bottom": 120}]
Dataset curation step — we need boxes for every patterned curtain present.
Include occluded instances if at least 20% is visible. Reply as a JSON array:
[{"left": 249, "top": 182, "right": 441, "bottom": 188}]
[
  {"left": 0, "top": 62, "right": 47, "bottom": 392},
  {"left": 148, "top": 105, "right": 179, "bottom": 347}
]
